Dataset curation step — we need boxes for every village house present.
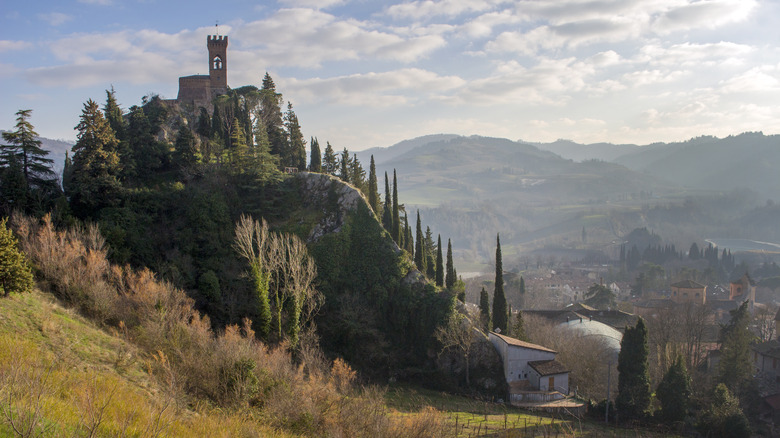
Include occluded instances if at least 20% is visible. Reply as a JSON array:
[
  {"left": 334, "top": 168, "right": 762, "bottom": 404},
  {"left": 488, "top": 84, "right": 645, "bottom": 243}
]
[{"left": 488, "top": 332, "right": 570, "bottom": 404}]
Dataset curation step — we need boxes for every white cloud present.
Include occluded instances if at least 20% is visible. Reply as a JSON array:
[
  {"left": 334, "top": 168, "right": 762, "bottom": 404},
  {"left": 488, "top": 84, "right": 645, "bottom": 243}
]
[
  {"left": 652, "top": 0, "right": 757, "bottom": 34},
  {"left": 719, "top": 67, "right": 780, "bottom": 93},
  {"left": 236, "top": 8, "right": 446, "bottom": 67},
  {"left": 384, "top": 0, "right": 510, "bottom": 20},
  {"left": 0, "top": 40, "right": 32, "bottom": 52},
  {"left": 39, "top": 12, "right": 72, "bottom": 26},
  {"left": 283, "top": 68, "right": 465, "bottom": 106},
  {"left": 278, "top": 0, "right": 347, "bottom": 8},
  {"left": 638, "top": 41, "right": 755, "bottom": 67},
  {"left": 458, "top": 9, "right": 522, "bottom": 38}
]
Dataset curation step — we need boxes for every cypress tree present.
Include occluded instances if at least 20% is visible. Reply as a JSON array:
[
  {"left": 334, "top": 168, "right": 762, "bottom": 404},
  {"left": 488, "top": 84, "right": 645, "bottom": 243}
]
[
  {"left": 0, "top": 217, "right": 34, "bottom": 296},
  {"left": 519, "top": 276, "right": 526, "bottom": 308},
  {"left": 435, "top": 235, "right": 444, "bottom": 287},
  {"left": 284, "top": 102, "right": 306, "bottom": 170},
  {"left": 392, "top": 169, "right": 400, "bottom": 244},
  {"left": 350, "top": 153, "right": 366, "bottom": 191},
  {"left": 173, "top": 125, "right": 200, "bottom": 173},
  {"left": 322, "top": 141, "right": 338, "bottom": 175},
  {"left": 368, "top": 155, "right": 379, "bottom": 214},
  {"left": 425, "top": 226, "right": 436, "bottom": 278},
  {"left": 616, "top": 318, "right": 651, "bottom": 422},
  {"left": 309, "top": 136, "right": 322, "bottom": 172},
  {"left": 260, "top": 73, "right": 286, "bottom": 159},
  {"left": 445, "top": 238, "right": 455, "bottom": 288},
  {"left": 717, "top": 301, "right": 755, "bottom": 395},
  {"left": 512, "top": 311, "right": 528, "bottom": 341},
  {"left": 196, "top": 107, "right": 211, "bottom": 138},
  {"left": 103, "top": 87, "right": 125, "bottom": 140},
  {"left": 479, "top": 287, "right": 491, "bottom": 331},
  {"left": 656, "top": 355, "right": 691, "bottom": 424},
  {"left": 381, "top": 172, "right": 392, "bottom": 232},
  {"left": 414, "top": 210, "right": 425, "bottom": 272},
  {"left": 404, "top": 212, "right": 413, "bottom": 253},
  {"left": 492, "top": 234, "right": 508, "bottom": 332}
]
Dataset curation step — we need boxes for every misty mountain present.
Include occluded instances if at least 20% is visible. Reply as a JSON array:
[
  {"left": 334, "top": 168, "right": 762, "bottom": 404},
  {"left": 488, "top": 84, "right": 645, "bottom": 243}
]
[
  {"left": 531, "top": 132, "right": 780, "bottom": 201},
  {"left": 530, "top": 139, "right": 639, "bottom": 163}
]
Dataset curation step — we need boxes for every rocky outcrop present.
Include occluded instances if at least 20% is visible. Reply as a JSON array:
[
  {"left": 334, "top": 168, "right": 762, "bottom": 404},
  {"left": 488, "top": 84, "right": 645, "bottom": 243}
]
[{"left": 297, "top": 172, "right": 378, "bottom": 241}]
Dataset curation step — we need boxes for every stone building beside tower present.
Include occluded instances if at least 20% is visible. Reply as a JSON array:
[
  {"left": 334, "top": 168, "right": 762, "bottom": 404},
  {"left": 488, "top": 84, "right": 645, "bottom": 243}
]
[{"left": 176, "top": 34, "right": 228, "bottom": 108}]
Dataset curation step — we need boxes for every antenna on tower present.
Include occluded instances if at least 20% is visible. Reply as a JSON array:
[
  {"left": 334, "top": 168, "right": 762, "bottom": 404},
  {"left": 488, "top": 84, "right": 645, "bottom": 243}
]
[{"left": 215, "top": 20, "right": 219, "bottom": 37}]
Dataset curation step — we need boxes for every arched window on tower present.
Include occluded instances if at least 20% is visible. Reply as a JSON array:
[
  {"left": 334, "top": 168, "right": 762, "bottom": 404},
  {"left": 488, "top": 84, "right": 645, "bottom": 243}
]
[{"left": 212, "top": 55, "right": 223, "bottom": 70}]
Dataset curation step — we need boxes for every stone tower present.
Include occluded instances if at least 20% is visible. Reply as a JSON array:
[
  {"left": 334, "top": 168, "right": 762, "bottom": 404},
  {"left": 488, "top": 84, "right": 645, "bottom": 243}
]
[{"left": 208, "top": 35, "right": 228, "bottom": 95}]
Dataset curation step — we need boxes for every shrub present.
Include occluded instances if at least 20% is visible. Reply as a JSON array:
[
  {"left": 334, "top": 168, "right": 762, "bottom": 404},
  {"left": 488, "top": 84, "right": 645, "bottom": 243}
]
[{"left": 0, "top": 216, "right": 34, "bottom": 296}]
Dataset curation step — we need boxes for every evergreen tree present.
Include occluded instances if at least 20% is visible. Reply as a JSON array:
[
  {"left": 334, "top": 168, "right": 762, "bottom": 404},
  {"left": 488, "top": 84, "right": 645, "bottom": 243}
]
[
  {"left": 404, "top": 212, "right": 413, "bottom": 253},
  {"left": 478, "top": 287, "right": 491, "bottom": 331},
  {"left": 425, "top": 226, "right": 436, "bottom": 279},
  {"left": 656, "top": 355, "right": 691, "bottom": 424},
  {"left": 1, "top": 109, "right": 57, "bottom": 213},
  {"left": 69, "top": 99, "right": 122, "bottom": 216},
  {"left": 339, "top": 148, "right": 351, "bottom": 182},
  {"left": 251, "top": 115, "right": 282, "bottom": 183},
  {"left": 322, "top": 141, "right": 338, "bottom": 175},
  {"left": 519, "top": 276, "right": 526, "bottom": 308},
  {"left": 284, "top": 102, "right": 306, "bottom": 170},
  {"left": 689, "top": 242, "right": 700, "bottom": 260},
  {"left": 173, "top": 125, "right": 200, "bottom": 173},
  {"left": 392, "top": 169, "right": 400, "bottom": 244},
  {"left": 0, "top": 217, "right": 34, "bottom": 296},
  {"left": 435, "top": 235, "right": 444, "bottom": 287},
  {"left": 616, "top": 318, "right": 651, "bottom": 422},
  {"left": 350, "top": 153, "right": 366, "bottom": 191},
  {"left": 0, "top": 156, "right": 27, "bottom": 213},
  {"left": 259, "top": 73, "right": 286, "bottom": 160},
  {"left": 512, "top": 311, "right": 528, "bottom": 341},
  {"left": 367, "top": 155, "right": 379, "bottom": 214},
  {"left": 697, "top": 384, "right": 751, "bottom": 438},
  {"left": 229, "top": 118, "right": 250, "bottom": 172},
  {"left": 309, "top": 137, "right": 321, "bottom": 172},
  {"left": 196, "top": 107, "right": 211, "bottom": 138},
  {"left": 492, "top": 234, "right": 508, "bottom": 332},
  {"left": 103, "top": 86, "right": 125, "bottom": 140},
  {"left": 126, "top": 104, "right": 168, "bottom": 181},
  {"left": 584, "top": 283, "right": 616, "bottom": 310},
  {"left": 717, "top": 301, "right": 755, "bottom": 395},
  {"left": 445, "top": 238, "right": 455, "bottom": 288},
  {"left": 414, "top": 210, "right": 425, "bottom": 272},
  {"left": 382, "top": 171, "right": 392, "bottom": 231},
  {"left": 211, "top": 104, "right": 224, "bottom": 140}
]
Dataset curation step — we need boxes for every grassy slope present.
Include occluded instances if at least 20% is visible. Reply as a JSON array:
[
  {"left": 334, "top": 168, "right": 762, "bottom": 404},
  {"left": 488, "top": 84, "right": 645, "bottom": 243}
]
[{"left": 0, "top": 289, "right": 293, "bottom": 438}]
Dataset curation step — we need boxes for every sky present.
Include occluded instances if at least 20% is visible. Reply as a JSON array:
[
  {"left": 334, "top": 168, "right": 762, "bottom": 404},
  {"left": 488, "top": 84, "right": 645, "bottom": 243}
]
[{"left": 2, "top": 0, "right": 780, "bottom": 150}]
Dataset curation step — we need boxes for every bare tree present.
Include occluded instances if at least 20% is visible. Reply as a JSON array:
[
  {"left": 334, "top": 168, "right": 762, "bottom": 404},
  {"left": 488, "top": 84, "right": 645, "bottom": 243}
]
[{"left": 435, "top": 313, "right": 479, "bottom": 386}]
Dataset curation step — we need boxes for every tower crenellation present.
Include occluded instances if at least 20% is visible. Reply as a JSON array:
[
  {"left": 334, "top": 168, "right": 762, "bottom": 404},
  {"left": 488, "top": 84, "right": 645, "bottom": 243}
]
[{"left": 176, "top": 34, "right": 228, "bottom": 108}]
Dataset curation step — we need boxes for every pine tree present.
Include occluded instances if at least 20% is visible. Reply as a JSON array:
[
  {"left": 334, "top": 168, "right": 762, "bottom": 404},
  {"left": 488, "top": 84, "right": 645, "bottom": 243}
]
[
  {"left": 492, "top": 234, "right": 508, "bottom": 332},
  {"left": 229, "top": 118, "right": 250, "bottom": 172},
  {"left": 323, "top": 141, "right": 338, "bottom": 175},
  {"left": 309, "top": 137, "right": 321, "bottom": 172},
  {"left": 392, "top": 169, "right": 400, "bottom": 244},
  {"left": 414, "top": 211, "right": 425, "bottom": 272},
  {"left": 0, "top": 217, "right": 34, "bottom": 296},
  {"left": 103, "top": 86, "right": 125, "bottom": 140},
  {"left": 368, "top": 155, "right": 379, "bottom": 214},
  {"left": 616, "top": 318, "right": 651, "bottom": 422},
  {"left": 479, "top": 286, "right": 491, "bottom": 331},
  {"left": 173, "top": 125, "right": 200, "bottom": 173},
  {"left": 656, "top": 355, "right": 691, "bottom": 423},
  {"left": 251, "top": 115, "right": 281, "bottom": 183},
  {"left": 1, "top": 109, "right": 57, "bottom": 213},
  {"left": 284, "top": 102, "right": 306, "bottom": 170},
  {"left": 260, "top": 73, "right": 286, "bottom": 160},
  {"left": 69, "top": 99, "right": 122, "bottom": 216},
  {"left": 445, "top": 239, "right": 455, "bottom": 288},
  {"left": 339, "top": 148, "right": 351, "bottom": 182},
  {"left": 435, "top": 235, "right": 444, "bottom": 287}
]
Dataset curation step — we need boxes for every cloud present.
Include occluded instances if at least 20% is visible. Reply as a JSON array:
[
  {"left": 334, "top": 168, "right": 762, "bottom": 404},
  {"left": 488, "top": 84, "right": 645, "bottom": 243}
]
[
  {"left": 719, "top": 66, "right": 780, "bottom": 93},
  {"left": 78, "top": 0, "right": 113, "bottom": 4},
  {"left": 652, "top": 0, "right": 757, "bottom": 34},
  {"left": 384, "top": 0, "right": 510, "bottom": 20},
  {"left": 0, "top": 40, "right": 32, "bottom": 52},
  {"left": 236, "top": 8, "right": 446, "bottom": 67},
  {"left": 278, "top": 0, "right": 347, "bottom": 8},
  {"left": 458, "top": 9, "right": 522, "bottom": 38},
  {"left": 283, "top": 68, "right": 465, "bottom": 106},
  {"left": 638, "top": 41, "right": 755, "bottom": 67},
  {"left": 39, "top": 12, "right": 72, "bottom": 26}
]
